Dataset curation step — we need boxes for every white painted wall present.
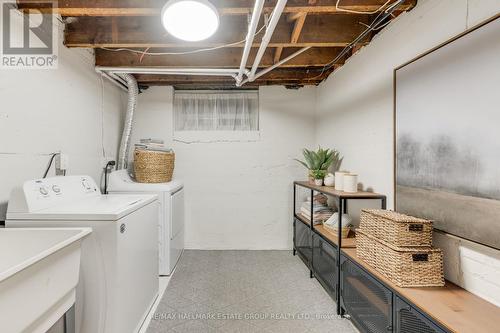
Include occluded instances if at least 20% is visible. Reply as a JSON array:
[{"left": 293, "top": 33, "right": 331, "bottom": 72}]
[
  {"left": 315, "top": 0, "right": 500, "bottom": 305},
  {"left": 0, "top": 10, "right": 125, "bottom": 220},
  {"left": 129, "top": 86, "right": 316, "bottom": 249}
]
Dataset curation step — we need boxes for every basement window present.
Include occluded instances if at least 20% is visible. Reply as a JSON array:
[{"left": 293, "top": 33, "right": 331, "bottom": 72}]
[{"left": 173, "top": 90, "right": 260, "bottom": 143}]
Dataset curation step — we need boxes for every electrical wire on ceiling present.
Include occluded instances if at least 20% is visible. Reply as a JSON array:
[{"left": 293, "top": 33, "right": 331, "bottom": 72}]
[
  {"left": 335, "top": 0, "right": 395, "bottom": 14},
  {"left": 305, "top": 0, "right": 403, "bottom": 81},
  {"left": 100, "top": 25, "right": 266, "bottom": 57},
  {"left": 359, "top": 13, "right": 396, "bottom": 31}
]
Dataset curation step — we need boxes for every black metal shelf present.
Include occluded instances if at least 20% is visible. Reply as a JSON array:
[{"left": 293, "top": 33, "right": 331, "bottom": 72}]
[
  {"left": 293, "top": 180, "right": 500, "bottom": 333},
  {"left": 312, "top": 232, "right": 338, "bottom": 300},
  {"left": 340, "top": 251, "right": 451, "bottom": 333},
  {"left": 293, "top": 180, "right": 387, "bottom": 315}
]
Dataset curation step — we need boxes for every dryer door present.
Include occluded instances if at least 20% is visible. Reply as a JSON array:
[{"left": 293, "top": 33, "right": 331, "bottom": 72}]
[
  {"left": 169, "top": 188, "right": 184, "bottom": 273},
  {"left": 171, "top": 188, "right": 184, "bottom": 240}
]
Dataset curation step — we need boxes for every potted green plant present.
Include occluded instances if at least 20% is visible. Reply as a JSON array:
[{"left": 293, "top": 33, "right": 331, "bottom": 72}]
[
  {"left": 310, "top": 169, "right": 327, "bottom": 186},
  {"left": 295, "top": 147, "right": 343, "bottom": 185}
]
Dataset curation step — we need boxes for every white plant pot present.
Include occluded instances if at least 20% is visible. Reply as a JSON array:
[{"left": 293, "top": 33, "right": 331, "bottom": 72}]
[
  {"left": 324, "top": 174, "right": 335, "bottom": 187},
  {"left": 314, "top": 179, "right": 323, "bottom": 186}
]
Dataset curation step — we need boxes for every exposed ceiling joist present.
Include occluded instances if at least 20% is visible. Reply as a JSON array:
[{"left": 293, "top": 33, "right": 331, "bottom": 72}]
[
  {"left": 64, "top": 14, "right": 372, "bottom": 48},
  {"left": 274, "top": 47, "right": 284, "bottom": 64},
  {"left": 15, "top": 0, "right": 417, "bottom": 87},
  {"left": 95, "top": 47, "right": 346, "bottom": 68},
  {"left": 133, "top": 66, "right": 336, "bottom": 86},
  {"left": 274, "top": 11, "right": 307, "bottom": 63},
  {"left": 17, "top": 0, "right": 417, "bottom": 16},
  {"left": 290, "top": 12, "right": 308, "bottom": 44}
]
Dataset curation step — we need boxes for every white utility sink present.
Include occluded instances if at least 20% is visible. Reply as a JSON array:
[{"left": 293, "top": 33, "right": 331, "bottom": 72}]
[{"left": 0, "top": 228, "right": 91, "bottom": 333}]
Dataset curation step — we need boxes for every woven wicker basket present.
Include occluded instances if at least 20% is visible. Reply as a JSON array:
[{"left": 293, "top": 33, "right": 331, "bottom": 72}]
[
  {"left": 134, "top": 149, "right": 175, "bottom": 183},
  {"left": 356, "top": 229, "right": 444, "bottom": 287},
  {"left": 360, "top": 209, "right": 433, "bottom": 247}
]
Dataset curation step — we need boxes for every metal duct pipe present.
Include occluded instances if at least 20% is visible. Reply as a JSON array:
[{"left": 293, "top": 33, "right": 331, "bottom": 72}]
[
  {"left": 117, "top": 73, "right": 139, "bottom": 170},
  {"left": 247, "top": 0, "right": 288, "bottom": 82},
  {"left": 235, "top": 0, "right": 265, "bottom": 85}
]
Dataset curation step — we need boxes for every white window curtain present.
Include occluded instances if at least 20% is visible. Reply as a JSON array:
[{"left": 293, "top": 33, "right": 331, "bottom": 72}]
[{"left": 174, "top": 91, "right": 259, "bottom": 131}]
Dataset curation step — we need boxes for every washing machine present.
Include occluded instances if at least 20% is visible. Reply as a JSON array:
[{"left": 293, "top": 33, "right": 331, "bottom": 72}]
[
  {"left": 6, "top": 175, "right": 159, "bottom": 333},
  {"left": 108, "top": 169, "right": 184, "bottom": 276}
]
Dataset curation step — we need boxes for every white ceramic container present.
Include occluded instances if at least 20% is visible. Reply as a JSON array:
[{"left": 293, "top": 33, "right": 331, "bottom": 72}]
[
  {"left": 343, "top": 174, "right": 358, "bottom": 193},
  {"left": 335, "top": 172, "right": 347, "bottom": 191}
]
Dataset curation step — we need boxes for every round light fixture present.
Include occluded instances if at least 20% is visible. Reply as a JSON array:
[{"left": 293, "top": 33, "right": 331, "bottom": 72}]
[{"left": 161, "top": 0, "right": 219, "bottom": 42}]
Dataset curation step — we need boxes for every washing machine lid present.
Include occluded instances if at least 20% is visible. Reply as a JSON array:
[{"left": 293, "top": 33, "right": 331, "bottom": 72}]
[
  {"left": 108, "top": 170, "right": 183, "bottom": 192},
  {"left": 7, "top": 194, "right": 157, "bottom": 221}
]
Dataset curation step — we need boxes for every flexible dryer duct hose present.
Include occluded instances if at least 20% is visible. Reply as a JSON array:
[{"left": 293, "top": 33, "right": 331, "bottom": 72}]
[{"left": 117, "top": 73, "right": 139, "bottom": 170}]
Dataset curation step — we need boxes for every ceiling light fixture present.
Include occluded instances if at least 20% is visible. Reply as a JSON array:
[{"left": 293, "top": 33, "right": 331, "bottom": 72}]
[{"left": 161, "top": 0, "right": 220, "bottom": 42}]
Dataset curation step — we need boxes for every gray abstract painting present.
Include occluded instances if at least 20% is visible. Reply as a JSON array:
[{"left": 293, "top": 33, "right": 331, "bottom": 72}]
[{"left": 395, "top": 17, "right": 500, "bottom": 250}]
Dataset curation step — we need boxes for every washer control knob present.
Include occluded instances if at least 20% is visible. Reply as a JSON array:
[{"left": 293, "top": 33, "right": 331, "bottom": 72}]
[
  {"left": 39, "top": 186, "right": 49, "bottom": 196},
  {"left": 52, "top": 185, "right": 61, "bottom": 193},
  {"left": 82, "top": 180, "right": 91, "bottom": 190}
]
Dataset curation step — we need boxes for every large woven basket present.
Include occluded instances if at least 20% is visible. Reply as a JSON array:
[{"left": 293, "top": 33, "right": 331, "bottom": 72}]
[
  {"left": 356, "top": 229, "right": 444, "bottom": 287},
  {"left": 134, "top": 149, "right": 175, "bottom": 183},
  {"left": 360, "top": 209, "right": 433, "bottom": 247}
]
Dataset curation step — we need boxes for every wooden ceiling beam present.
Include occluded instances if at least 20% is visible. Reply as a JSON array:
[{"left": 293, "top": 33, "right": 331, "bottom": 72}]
[
  {"left": 274, "top": 47, "right": 284, "bottom": 64},
  {"left": 17, "top": 0, "right": 417, "bottom": 16},
  {"left": 95, "top": 47, "right": 345, "bottom": 68},
  {"left": 275, "top": 12, "right": 307, "bottom": 64},
  {"left": 70, "top": 40, "right": 359, "bottom": 49},
  {"left": 64, "top": 14, "right": 372, "bottom": 48},
  {"left": 133, "top": 67, "right": 333, "bottom": 86},
  {"left": 290, "top": 13, "right": 308, "bottom": 44},
  {"left": 287, "top": 12, "right": 306, "bottom": 22},
  {"left": 141, "top": 82, "right": 322, "bottom": 88},
  {"left": 134, "top": 68, "right": 333, "bottom": 81}
]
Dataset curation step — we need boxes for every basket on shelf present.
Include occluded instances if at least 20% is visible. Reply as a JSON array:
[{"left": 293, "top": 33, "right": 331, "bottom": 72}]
[
  {"left": 360, "top": 209, "right": 433, "bottom": 247},
  {"left": 134, "top": 149, "right": 175, "bottom": 183},
  {"left": 356, "top": 229, "right": 444, "bottom": 287}
]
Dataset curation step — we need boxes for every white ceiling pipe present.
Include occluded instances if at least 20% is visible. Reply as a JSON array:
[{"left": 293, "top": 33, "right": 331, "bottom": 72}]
[
  {"left": 107, "top": 71, "right": 128, "bottom": 86},
  {"left": 235, "top": 0, "right": 265, "bottom": 85},
  {"left": 96, "top": 67, "right": 239, "bottom": 90},
  {"left": 110, "top": 71, "right": 236, "bottom": 77},
  {"left": 97, "top": 70, "right": 128, "bottom": 92},
  {"left": 239, "top": 46, "right": 311, "bottom": 86},
  {"left": 95, "top": 66, "right": 239, "bottom": 76},
  {"left": 247, "top": 0, "right": 288, "bottom": 82}
]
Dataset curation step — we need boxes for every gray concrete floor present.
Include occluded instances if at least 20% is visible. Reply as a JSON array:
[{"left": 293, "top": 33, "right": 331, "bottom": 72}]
[{"left": 147, "top": 250, "right": 357, "bottom": 333}]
